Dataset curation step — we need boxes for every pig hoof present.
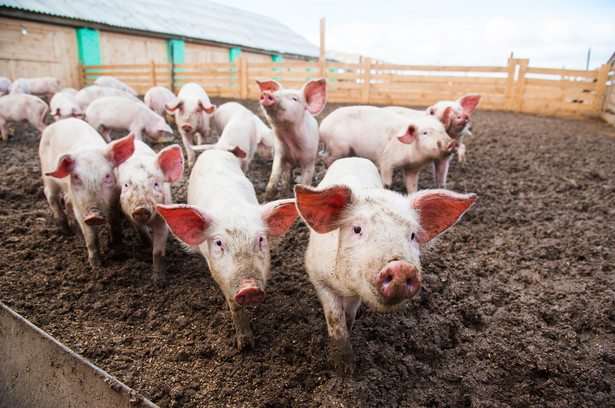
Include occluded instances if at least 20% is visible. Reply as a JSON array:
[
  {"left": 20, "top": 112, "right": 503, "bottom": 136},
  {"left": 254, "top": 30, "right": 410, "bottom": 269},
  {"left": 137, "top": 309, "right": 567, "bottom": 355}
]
[
  {"left": 236, "top": 333, "right": 255, "bottom": 350},
  {"left": 329, "top": 339, "right": 355, "bottom": 376}
]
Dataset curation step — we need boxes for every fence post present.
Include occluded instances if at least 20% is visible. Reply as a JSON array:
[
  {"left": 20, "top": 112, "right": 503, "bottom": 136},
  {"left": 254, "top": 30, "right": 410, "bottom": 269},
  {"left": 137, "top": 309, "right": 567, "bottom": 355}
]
[
  {"left": 595, "top": 63, "right": 610, "bottom": 115},
  {"left": 77, "top": 61, "right": 85, "bottom": 89},
  {"left": 149, "top": 60, "right": 157, "bottom": 87},
  {"left": 513, "top": 59, "right": 529, "bottom": 112},
  {"left": 505, "top": 58, "right": 517, "bottom": 110},
  {"left": 361, "top": 57, "right": 372, "bottom": 104}
]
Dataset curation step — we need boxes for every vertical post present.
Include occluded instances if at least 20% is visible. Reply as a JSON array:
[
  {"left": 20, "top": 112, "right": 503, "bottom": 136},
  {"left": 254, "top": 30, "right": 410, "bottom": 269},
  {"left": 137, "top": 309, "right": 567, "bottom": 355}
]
[
  {"left": 169, "top": 41, "right": 175, "bottom": 93},
  {"left": 505, "top": 58, "right": 517, "bottom": 110},
  {"left": 77, "top": 61, "right": 85, "bottom": 90},
  {"left": 595, "top": 63, "right": 610, "bottom": 115},
  {"left": 236, "top": 55, "right": 248, "bottom": 99},
  {"left": 319, "top": 17, "right": 326, "bottom": 77},
  {"left": 361, "top": 57, "right": 372, "bottom": 104},
  {"left": 513, "top": 59, "right": 529, "bottom": 112},
  {"left": 149, "top": 59, "right": 157, "bottom": 87}
]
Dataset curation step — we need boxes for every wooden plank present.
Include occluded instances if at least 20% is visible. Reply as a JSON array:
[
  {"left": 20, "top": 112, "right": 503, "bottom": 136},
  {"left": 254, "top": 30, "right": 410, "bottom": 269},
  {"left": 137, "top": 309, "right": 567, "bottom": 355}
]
[
  {"left": 371, "top": 63, "right": 509, "bottom": 73},
  {"left": 361, "top": 58, "right": 372, "bottom": 104},
  {"left": 527, "top": 66, "right": 599, "bottom": 79}
]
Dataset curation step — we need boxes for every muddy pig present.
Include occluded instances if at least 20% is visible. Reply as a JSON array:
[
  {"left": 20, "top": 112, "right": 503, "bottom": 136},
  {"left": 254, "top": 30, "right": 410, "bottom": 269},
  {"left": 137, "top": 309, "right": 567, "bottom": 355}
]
[
  {"left": 95, "top": 76, "right": 138, "bottom": 96},
  {"left": 319, "top": 105, "right": 458, "bottom": 193},
  {"left": 85, "top": 96, "right": 173, "bottom": 142},
  {"left": 117, "top": 141, "right": 183, "bottom": 283},
  {"left": 0, "top": 94, "right": 49, "bottom": 141},
  {"left": 157, "top": 148, "right": 298, "bottom": 349},
  {"left": 165, "top": 83, "right": 216, "bottom": 167},
  {"left": 39, "top": 119, "right": 135, "bottom": 269},
  {"left": 50, "top": 90, "right": 84, "bottom": 121},
  {"left": 213, "top": 102, "right": 274, "bottom": 160},
  {"left": 257, "top": 79, "right": 326, "bottom": 200},
  {"left": 294, "top": 157, "right": 476, "bottom": 374}
]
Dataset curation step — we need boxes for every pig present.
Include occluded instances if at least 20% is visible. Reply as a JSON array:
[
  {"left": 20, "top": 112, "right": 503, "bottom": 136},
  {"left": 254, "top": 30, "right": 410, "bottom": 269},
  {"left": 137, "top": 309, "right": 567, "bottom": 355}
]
[
  {"left": 319, "top": 105, "right": 458, "bottom": 193},
  {"left": 0, "top": 77, "right": 11, "bottom": 96},
  {"left": 50, "top": 90, "right": 84, "bottom": 121},
  {"left": 144, "top": 86, "right": 175, "bottom": 120},
  {"left": 60, "top": 87, "right": 79, "bottom": 96},
  {"left": 85, "top": 96, "right": 173, "bottom": 143},
  {"left": 294, "top": 157, "right": 477, "bottom": 374},
  {"left": 165, "top": 83, "right": 216, "bottom": 167},
  {"left": 26, "top": 77, "right": 61, "bottom": 97},
  {"left": 257, "top": 78, "right": 327, "bottom": 200},
  {"left": 94, "top": 76, "right": 138, "bottom": 96},
  {"left": 9, "top": 78, "right": 30, "bottom": 95},
  {"left": 157, "top": 148, "right": 298, "bottom": 349},
  {"left": 213, "top": 102, "right": 274, "bottom": 160},
  {"left": 75, "top": 85, "right": 142, "bottom": 111},
  {"left": 194, "top": 109, "right": 258, "bottom": 173},
  {"left": 39, "top": 119, "right": 135, "bottom": 269},
  {"left": 117, "top": 141, "right": 184, "bottom": 283},
  {"left": 0, "top": 94, "right": 49, "bottom": 141}
]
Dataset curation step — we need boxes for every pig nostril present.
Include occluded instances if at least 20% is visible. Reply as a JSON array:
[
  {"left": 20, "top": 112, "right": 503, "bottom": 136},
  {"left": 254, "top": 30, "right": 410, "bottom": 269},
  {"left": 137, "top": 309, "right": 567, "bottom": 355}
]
[
  {"left": 406, "top": 279, "right": 415, "bottom": 289},
  {"left": 384, "top": 275, "right": 393, "bottom": 285}
]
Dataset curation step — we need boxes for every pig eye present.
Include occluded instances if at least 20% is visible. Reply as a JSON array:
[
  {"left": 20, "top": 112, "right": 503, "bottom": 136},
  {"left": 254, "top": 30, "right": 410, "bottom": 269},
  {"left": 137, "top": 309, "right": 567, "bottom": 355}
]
[
  {"left": 124, "top": 183, "right": 128, "bottom": 188},
  {"left": 411, "top": 232, "right": 416, "bottom": 241},
  {"left": 104, "top": 173, "right": 113, "bottom": 183},
  {"left": 215, "top": 240, "right": 222, "bottom": 247},
  {"left": 72, "top": 174, "right": 81, "bottom": 184},
  {"left": 291, "top": 96, "right": 298, "bottom": 102},
  {"left": 352, "top": 226, "right": 362, "bottom": 234}
]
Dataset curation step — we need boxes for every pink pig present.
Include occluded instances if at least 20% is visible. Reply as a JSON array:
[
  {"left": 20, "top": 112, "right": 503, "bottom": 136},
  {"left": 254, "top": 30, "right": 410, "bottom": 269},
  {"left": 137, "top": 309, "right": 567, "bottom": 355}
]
[
  {"left": 117, "top": 141, "right": 184, "bottom": 283},
  {"left": 157, "top": 148, "right": 298, "bottom": 349},
  {"left": 294, "top": 157, "right": 476, "bottom": 374},
  {"left": 319, "top": 105, "right": 458, "bottom": 193},
  {"left": 94, "top": 76, "right": 138, "bottom": 96},
  {"left": 39, "top": 119, "right": 135, "bottom": 269},
  {"left": 0, "top": 94, "right": 49, "bottom": 141},
  {"left": 75, "top": 85, "right": 142, "bottom": 111},
  {"left": 144, "top": 86, "right": 176, "bottom": 120},
  {"left": 27, "top": 77, "right": 61, "bottom": 97},
  {"left": 257, "top": 79, "right": 327, "bottom": 200},
  {"left": 50, "top": 90, "right": 84, "bottom": 121},
  {"left": 85, "top": 96, "right": 173, "bottom": 143},
  {"left": 0, "top": 77, "right": 11, "bottom": 96}
]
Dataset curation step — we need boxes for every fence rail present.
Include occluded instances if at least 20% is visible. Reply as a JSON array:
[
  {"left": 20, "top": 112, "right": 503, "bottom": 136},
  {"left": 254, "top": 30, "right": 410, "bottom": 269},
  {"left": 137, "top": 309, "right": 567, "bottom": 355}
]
[{"left": 80, "top": 58, "right": 614, "bottom": 119}]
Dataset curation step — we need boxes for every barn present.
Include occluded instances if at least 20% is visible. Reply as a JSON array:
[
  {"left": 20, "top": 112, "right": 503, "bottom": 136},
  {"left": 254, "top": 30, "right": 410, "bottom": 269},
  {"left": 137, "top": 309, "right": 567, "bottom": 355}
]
[{"left": 0, "top": 0, "right": 322, "bottom": 90}]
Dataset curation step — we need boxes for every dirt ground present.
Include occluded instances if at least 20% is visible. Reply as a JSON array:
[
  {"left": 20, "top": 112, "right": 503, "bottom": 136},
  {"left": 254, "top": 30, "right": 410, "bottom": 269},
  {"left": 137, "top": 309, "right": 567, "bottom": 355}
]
[{"left": 1, "top": 97, "right": 614, "bottom": 408}]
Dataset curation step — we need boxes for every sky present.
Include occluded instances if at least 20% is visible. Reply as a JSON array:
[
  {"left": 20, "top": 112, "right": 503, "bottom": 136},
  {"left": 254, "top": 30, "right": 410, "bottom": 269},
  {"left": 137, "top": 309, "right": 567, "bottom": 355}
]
[{"left": 217, "top": 0, "right": 614, "bottom": 70}]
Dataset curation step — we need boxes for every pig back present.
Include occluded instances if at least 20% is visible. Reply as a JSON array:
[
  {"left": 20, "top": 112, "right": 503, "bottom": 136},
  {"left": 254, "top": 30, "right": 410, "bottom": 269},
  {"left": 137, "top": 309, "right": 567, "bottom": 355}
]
[{"left": 318, "top": 157, "right": 383, "bottom": 190}]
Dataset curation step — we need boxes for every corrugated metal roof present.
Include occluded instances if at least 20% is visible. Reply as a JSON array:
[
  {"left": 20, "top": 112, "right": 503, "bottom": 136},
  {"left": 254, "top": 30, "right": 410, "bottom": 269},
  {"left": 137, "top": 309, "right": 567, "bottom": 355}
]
[{"left": 1, "top": 0, "right": 322, "bottom": 58}]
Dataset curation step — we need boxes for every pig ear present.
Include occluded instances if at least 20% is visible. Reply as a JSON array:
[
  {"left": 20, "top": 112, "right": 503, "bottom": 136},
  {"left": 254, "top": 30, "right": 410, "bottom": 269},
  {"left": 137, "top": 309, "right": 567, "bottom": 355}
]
[
  {"left": 157, "top": 144, "right": 184, "bottom": 183},
  {"left": 165, "top": 98, "right": 182, "bottom": 112},
  {"left": 459, "top": 94, "right": 481, "bottom": 114},
  {"left": 441, "top": 107, "right": 455, "bottom": 129},
  {"left": 397, "top": 125, "right": 417, "bottom": 144},
  {"left": 257, "top": 80, "right": 281, "bottom": 93},
  {"left": 261, "top": 199, "right": 299, "bottom": 237},
  {"left": 294, "top": 184, "right": 352, "bottom": 234},
  {"left": 302, "top": 79, "right": 327, "bottom": 115},
  {"left": 228, "top": 146, "right": 247, "bottom": 159},
  {"left": 410, "top": 190, "right": 477, "bottom": 244},
  {"left": 45, "top": 154, "right": 74, "bottom": 178},
  {"left": 106, "top": 132, "right": 135, "bottom": 166},
  {"left": 156, "top": 204, "right": 212, "bottom": 246},
  {"left": 198, "top": 100, "right": 215, "bottom": 114},
  {"left": 158, "top": 121, "right": 173, "bottom": 133},
  {"left": 427, "top": 106, "right": 436, "bottom": 116}
]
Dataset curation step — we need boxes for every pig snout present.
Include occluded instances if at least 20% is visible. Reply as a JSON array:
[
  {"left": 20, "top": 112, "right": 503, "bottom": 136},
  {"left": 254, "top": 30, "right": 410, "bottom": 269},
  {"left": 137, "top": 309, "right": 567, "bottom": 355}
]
[
  {"left": 259, "top": 91, "right": 276, "bottom": 107},
  {"left": 454, "top": 112, "right": 470, "bottom": 127},
  {"left": 84, "top": 209, "right": 106, "bottom": 226},
  {"left": 181, "top": 124, "right": 193, "bottom": 132},
  {"left": 375, "top": 260, "right": 421, "bottom": 300},
  {"left": 446, "top": 140, "right": 459, "bottom": 154},
  {"left": 132, "top": 206, "right": 152, "bottom": 223},
  {"left": 234, "top": 278, "right": 265, "bottom": 305}
]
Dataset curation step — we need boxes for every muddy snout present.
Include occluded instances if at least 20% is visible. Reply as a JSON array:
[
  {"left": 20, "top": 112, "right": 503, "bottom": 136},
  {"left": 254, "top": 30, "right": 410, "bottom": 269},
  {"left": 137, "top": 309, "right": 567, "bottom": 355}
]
[
  {"left": 84, "top": 208, "right": 106, "bottom": 226},
  {"left": 375, "top": 260, "right": 421, "bottom": 300},
  {"left": 132, "top": 206, "right": 152, "bottom": 223},
  {"left": 259, "top": 91, "right": 276, "bottom": 107},
  {"left": 234, "top": 277, "right": 265, "bottom": 305}
]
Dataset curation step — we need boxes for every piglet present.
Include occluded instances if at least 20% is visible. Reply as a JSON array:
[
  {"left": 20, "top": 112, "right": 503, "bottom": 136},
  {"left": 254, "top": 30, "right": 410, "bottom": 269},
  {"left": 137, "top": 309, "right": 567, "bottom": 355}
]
[
  {"left": 294, "top": 157, "right": 476, "bottom": 374},
  {"left": 257, "top": 79, "right": 326, "bottom": 200},
  {"left": 75, "top": 85, "right": 143, "bottom": 111},
  {"left": 117, "top": 141, "right": 184, "bottom": 283},
  {"left": 27, "top": 77, "right": 61, "bottom": 97},
  {"left": 50, "top": 90, "right": 84, "bottom": 121},
  {"left": 144, "top": 86, "right": 176, "bottom": 121},
  {"left": 165, "top": 83, "right": 216, "bottom": 167},
  {"left": 95, "top": 76, "right": 138, "bottom": 96},
  {"left": 9, "top": 78, "right": 30, "bottom": 95},
  {"left": 319, "top": 105, "right": 458, "bottom": 193},
  {"left": 0, "top": 77, "right": 11, "bottom": 96},
  {"left": 157, "top": 148, "right": 298, "bottom": 349},
  {"left": 0, "top": 94, "right": 49, "bottom": 141},
  {"left": 39, "top": 119, "right": 135, "bottom": 269},
  {"left": 85, "top": 96, "right": 173, "bottom": 142}
]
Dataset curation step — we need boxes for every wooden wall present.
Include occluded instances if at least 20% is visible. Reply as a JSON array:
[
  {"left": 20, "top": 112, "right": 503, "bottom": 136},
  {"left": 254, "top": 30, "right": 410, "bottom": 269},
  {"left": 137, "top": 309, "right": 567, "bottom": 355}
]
[{"left": 99, "top": 31, "right": 168, "bottom": 65}]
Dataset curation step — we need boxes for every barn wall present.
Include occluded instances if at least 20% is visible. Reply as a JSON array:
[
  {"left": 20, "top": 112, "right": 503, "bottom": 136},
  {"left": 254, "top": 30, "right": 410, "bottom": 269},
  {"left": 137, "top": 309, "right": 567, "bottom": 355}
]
[
  {"left": 0, "top": 17, "right": 80, "bottom": 89},
  {"left": 98, "top": 31, "right": 169, "bottom": 64}
]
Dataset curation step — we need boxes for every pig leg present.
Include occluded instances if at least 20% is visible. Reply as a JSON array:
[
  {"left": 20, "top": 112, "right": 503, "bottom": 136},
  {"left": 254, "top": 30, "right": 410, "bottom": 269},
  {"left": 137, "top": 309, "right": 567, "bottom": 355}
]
[
  {"left": 179, "top": 130, "right": 196, "bottom": 167},
  {"left": 151, "top": 217, "right": 169, "bottom": 284},
  {"left": 299, "top": 162, "right": 315, "bottom": 187},
  {"left": 44, "top": 182, "right": 69, "bottom": 234},
  {"left": 379, "top": 165, "right": 395, "bottom": 190},
  {"left": 457, "top": 143, "right": 467, "bottom": 167},
  {"left": 0, "top": 119, "right": 7, "bottom": 142},
  {"left": 264, "top": 155, "right": 287, "bottom": 201},
  {"left": 76, "top": 218, "right": 103, "bottom": 269},
  {"left": 343, "top": 297, "right": 362, "bottom": 333},
  {"left": 196, "top": 129, "right": 207, "bottom": 145},
  {"left": 433, "top": 157, "right": 451, "bottom": 189},
  {"left": 403, "top": 165, "right": 421, "bottom": 194},
  {"left": 101, "top": 128, "right": 112, "bottom": 143},
  {"left": 226, "top": 298, "right": 254, "bottom": 349}
]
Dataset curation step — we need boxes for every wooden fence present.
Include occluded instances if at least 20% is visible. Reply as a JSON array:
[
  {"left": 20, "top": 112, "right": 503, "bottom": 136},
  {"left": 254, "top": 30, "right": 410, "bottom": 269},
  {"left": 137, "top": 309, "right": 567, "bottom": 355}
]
[{"left": 80, "top": 57, "right": 614, "bottom": 119}]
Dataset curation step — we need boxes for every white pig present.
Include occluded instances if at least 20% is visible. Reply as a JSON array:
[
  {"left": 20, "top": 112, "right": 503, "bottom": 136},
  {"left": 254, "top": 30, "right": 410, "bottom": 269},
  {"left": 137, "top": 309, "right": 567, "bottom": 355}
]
[
  {"left": 144, "top": 86, "right": 175, "bottom": 119},
  {"left": 50, "top": 90, "right": 84, "bottom": 121},
  {"left": 85, "top": 96, "right": 173, "bottom": 143},
  {"left": 213, "top": 102, "right": 274, "bottom": 160},
  {"left": 117, "top": 141, "right": 184, "bottom": 283},
  {"left": 95, "top": 76, "right": 138, "bottom": 96},
  {"left": 0, "top": 94, "right": 49, "bottom": 141},
  {"left": 60, "top": 87, "right": 79, "bottom": 96},
  {"left": 75, "top": 85, "right": 142, "bottom": 111},
  {"left": 294, "top": 157, "right": 476, "bottom": 374},
  {"left": 165, "top": 83, "right": 216, "bottom": 167},
  {"left": 27, "top": 77, "right": 61, "bottom": 97},
  {"left": 257, "top": 79, "right": 327, "bottom": 200},
  {"left": 39, "top": 119, "right": 135, "bottom": 269},
  {"left": 319, "top": 105, "right": 458, "bottom": 193},
  {"left": 157, "top": 148, "right": 298, "bottom": 349},
  {"left": 9, "top": 78, "right": 30, "bottom": 95},
  {"left": 0, "top": 77, "right": 11, "bottom": 96}
]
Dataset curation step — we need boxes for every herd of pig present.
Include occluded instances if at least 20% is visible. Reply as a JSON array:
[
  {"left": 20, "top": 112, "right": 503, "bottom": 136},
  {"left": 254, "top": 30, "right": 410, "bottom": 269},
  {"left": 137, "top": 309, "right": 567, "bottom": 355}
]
[{"left": 0, "top": 74, "right": 480, "bottom": 374}]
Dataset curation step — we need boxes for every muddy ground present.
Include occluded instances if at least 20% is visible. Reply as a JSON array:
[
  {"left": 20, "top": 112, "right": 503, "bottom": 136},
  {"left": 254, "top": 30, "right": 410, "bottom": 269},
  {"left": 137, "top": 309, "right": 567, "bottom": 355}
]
[{"left": 1, "top": 97, "right": 614, "bottom": 408}]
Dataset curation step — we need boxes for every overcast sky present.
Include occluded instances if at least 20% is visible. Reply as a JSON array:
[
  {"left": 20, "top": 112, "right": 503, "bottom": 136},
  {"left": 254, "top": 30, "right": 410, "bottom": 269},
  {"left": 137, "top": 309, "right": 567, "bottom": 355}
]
[{"left": 217, "top": 0, "right": 614, "bottom": 70}]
